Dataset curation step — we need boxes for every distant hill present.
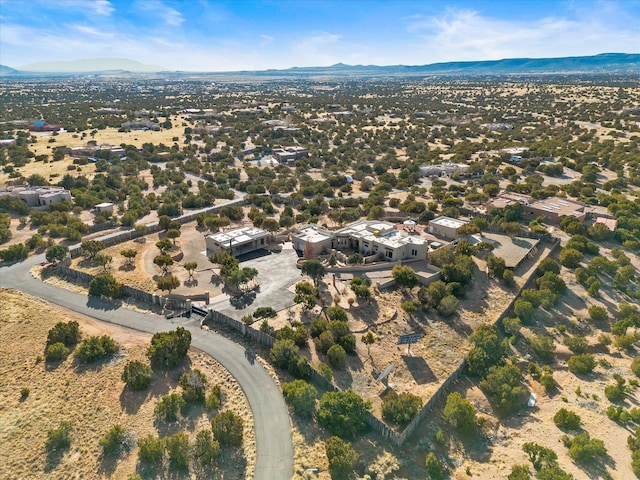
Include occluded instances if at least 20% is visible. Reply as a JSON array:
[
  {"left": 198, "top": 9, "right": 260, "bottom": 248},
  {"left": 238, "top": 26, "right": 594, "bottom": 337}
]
[
  {"left": 2, "top": 53, "right": 639, "bottom": 78},
  {"left": 17, "top": 58, "right": 165, "bottom": 73},
  {"left": 231, "top": 53, "right": 640, "bottom": 78},
  {"left": 0, "top": 65, "right": 21, "bottom": 76}
]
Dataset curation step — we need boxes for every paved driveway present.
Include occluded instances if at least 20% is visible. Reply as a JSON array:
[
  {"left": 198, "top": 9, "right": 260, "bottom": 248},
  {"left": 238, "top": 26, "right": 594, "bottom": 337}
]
[{"left": 211, "top": 244, "right": 301, "bottom": 320}]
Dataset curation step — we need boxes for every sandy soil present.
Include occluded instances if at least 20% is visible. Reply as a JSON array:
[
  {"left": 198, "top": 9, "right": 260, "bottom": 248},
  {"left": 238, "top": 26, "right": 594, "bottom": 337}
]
[{"left": 0, "top": 288, "right": 255, "bottom": 480}]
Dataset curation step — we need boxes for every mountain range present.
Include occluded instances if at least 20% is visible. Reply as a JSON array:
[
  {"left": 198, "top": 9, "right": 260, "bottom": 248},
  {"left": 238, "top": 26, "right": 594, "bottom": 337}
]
[{"left": 1, "top": 53, "right": 638, "bottom": 78}]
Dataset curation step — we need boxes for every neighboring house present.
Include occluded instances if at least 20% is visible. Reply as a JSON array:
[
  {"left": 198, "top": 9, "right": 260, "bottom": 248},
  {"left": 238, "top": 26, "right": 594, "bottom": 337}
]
[
  {"left": 294, "top": 220, "right": 429, "bottom": 262},
  {"left": 427, "top": 216, "right": 469, "bottom": 240},
  {"left": 272, "top": 146, "right": 308, "bottom": 164},
  {"left": 594, "top": 216, "right": 617, "bottom": 232},
  {"left": 0, "top": 139, "right": 16, "bottom": 146},
  {"left": 485, "top": 192, "right": 534, "bottom": 211},
  {"left": 28, "top": 120, "right": 61, "bottom": 132},
  {"left": 524, "top": 197, "right": 587, "bottom": 224},
  {"left": 205, "top": 227, "right": 268, "bottom": 257},
  {"left": 0, "top": 186, "right": 71, "bottom": 207},
  {"left": 419, "top": 162, "right": 469, "bottom": 177},
  {"left": 95, "top": 202, "right": 115, "bottom": 214},
  {"left": 480, "top": 123, "right": 513, "bottom": 130},
  {"left": 67, "top": 145, "right": 125, "bottom": 158},
  {"left": 121, "top": 121, "right": 160, "bottom": 131}
]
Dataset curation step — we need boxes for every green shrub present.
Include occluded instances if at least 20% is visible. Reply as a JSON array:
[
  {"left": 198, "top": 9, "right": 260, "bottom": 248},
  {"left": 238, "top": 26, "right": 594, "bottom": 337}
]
[
  {"left": 508, "top": 464, "right": 531, "bottom": 480},
  {"left": 604, "top": 383, "right": 625, "bottom": 403},
  {"left": 562, "top": 432, "right": 607, "bottom": 464},
  {"left": 46, "top": 421, "right": 73, "bottom": 452},
  {"left": 588, "top": 305, "right": 608, "bottom": 322},
  {"left": 564, "top": 335, "right": 588, "bottom": 354},
  {"left": 481, "top": 364, "right": 526, "bottom": 412},
  {"left": 326, "top": 436, "right": 358, "bottom": 480},
  {"left": 318, "top": 390, "right": 371, "bottom": 439},
  {"left": 282, "top": 380, "right": 317, "bottom": 418},
  {"left": 270, "top": 339, "right": 299, "bottom": 369},
  {"left": 45, "top": 342, "right": 70, "bottom": 362},
  {"left": 568, "top": 354, "right": 596, "bottom": 375},
  {"left": 147, "top": 327, "right": 191, "bottom": 368},
  {"left": 121, "top": 360, "right": 152, "bottom": 391},
  {"left": 530, "top": 334, "right": 555, "bottom": 362},
  {"left": 425, "top": 452, "right": 446, "bottom": 480},
  {"left": 179, "top": 369, "right": 208, "bottom": 403},
  {"left": 381, "top": 391, "right": 423, "bottom": 426},
  {"left": 154, "top": 393, "right": 185, "bottom": 422},
  {"left": 88, "top": 273, "right": 123, "bottom": 298},
  {"left": 164, "top": 432, "right": 191, "bottom": 470},
  {"left": 192, "top": 429, "right": 220, "bottom": 467},
  {"left": 46, "top": 321, "right": 81, "bottom": 347},
  {"left": 74, "top": 335, "right": 118, "bottom": 363},
  {"left": 99, "top": 424, "right": 129, "bottom": 456},
  {"left": 522, "top": 442, "right": 557, "bottom": 471},
  {"left": 443, "top": 392, "right": 477, "bottom": 433},
  {"left": 205, "top": 384, "right": 222, "bottom": 411},
  {"left": 553, "top": 408, "right": 581, "bottom": 430},
  {"left": 318, "top": 362, "right": 333, "bottom": 382},
  {"left": 539, "top": 373, "right": 556, "bottom": 393},
  {"left": 211, "top": 410, "right": 243, "bottom": 447},
  {"left": 632, "top": 357, "right": 640, "bottom": 378},
  {"left": 327, "top": 344, "right": 347, "bottom": 369},
  {"left": 137, "top": 434, "right": 164, "bottom": 464}
]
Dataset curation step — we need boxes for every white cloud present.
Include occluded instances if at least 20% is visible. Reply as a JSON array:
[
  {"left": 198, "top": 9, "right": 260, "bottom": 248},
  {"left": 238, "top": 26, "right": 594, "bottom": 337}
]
[
  {"left": 406, "top": 7, "right": 640, "bottom": 63},
  {"left": 134, "top": 1, "right": 184, "bottom": 27},
  {"left": 162, "top": 7, "right": 184, "bottom": 27},
  {"left": 91, "top": 0, "right": 114, "bottom": 16}
]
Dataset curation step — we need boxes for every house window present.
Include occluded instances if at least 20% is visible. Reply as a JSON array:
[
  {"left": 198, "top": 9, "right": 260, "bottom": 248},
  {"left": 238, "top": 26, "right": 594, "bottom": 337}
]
[
  {"left": 386, "top": 250, "right": 392, "bottom": 258},
  {"left": 261, "top": 238, "right": 264, "bottom": 244},
  {"left": 411, "top": 249, "right": 417, "bottom": 256}
]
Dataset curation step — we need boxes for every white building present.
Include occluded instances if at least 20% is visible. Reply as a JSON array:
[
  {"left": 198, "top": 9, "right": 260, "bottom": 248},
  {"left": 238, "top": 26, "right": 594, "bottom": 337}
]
[
  {"left": 294, "top": 220, "right": 428, "bottom": 262},
  {"left": 205, "top": 227, "right": 268, "bottom": 257},
  {"left": 419, "top": 162, "right": 469, "bottom": 177},
  {"left": 427, "top": 216, "right": 469, "bottom": 240},
  {"left": 0, "top": 186, "right": 72, "bottom": 207}
]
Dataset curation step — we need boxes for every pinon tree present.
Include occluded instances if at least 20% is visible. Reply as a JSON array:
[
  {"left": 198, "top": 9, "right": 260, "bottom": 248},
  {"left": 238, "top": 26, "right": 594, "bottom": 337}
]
[
  {"left": 157, "top": 274, "right": 180, "bottom": 294},
  {"left": 301, "top": 259, "right": 326, "bottom": 287}
]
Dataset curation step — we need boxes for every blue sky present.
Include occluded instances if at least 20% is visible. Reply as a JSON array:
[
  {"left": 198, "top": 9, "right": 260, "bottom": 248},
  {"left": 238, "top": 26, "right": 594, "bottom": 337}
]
[{"left": 1, "top": 0, "right": 639, "bottom": 71}]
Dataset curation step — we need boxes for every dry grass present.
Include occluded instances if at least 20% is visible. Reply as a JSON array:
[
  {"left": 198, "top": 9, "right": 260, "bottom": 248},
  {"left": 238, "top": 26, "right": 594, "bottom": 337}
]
[{"left": 0, "top": 288, "right": 255, "bottom": 480}]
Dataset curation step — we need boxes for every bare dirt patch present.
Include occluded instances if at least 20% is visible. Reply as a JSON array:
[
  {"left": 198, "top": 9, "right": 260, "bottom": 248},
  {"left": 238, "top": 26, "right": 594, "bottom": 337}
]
[{"left": 0, "top": 288, "right": 255, "bottom": 480}]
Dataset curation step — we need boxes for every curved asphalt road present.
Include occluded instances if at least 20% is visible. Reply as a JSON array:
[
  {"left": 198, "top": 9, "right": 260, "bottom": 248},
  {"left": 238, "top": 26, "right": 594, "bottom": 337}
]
[{"left": 0, "top": 254, "right": 293, "bottom": 480}]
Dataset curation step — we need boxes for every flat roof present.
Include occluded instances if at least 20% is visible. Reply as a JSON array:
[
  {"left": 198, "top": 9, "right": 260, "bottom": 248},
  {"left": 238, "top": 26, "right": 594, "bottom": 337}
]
[
  {"left": 429, "top": 216, "right": 468, "bottom": 229},
  {"left": 208, "top": 226, "right": 267, "bottom": 247},
  {"left": 528, "top": 197, "right": 585, "bottom": 216},
  {"left": 469, "top": 232, "right": 540, "bottom": 268},
  {"left": 295, "top": 225, "right": 333, "bottom": 244}
]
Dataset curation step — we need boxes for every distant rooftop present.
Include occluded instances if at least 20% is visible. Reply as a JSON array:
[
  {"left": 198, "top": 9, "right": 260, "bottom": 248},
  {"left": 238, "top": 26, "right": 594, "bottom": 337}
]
[{"left": 429, "top": 216, "right": 467, "bottom": 229}]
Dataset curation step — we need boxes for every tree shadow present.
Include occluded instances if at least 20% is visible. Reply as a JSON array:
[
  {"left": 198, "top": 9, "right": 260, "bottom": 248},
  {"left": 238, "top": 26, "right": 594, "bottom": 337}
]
[
  {"left": 118, "top": 263, "right": 135, "bottom": 272},
  {"left": 401, "top": 355, "right": 437, "bottom": 384},
  {"left": 119, "top": 386, "right": 152, "bottom": 415},
  {"left": 183, "top": 278, "right": 198, "bottom": 288},
  {"left": 97, "top": 452, "right": 121, "bottom": 477},
  {"left": 44, "top": 447, "right": 68, "bottom": 473},
  {"left": 229, "top": 290, "right": 257, "bottom": 309},
  {"left": 86, "top": 295, "right": 121, "bottom": 311}
]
